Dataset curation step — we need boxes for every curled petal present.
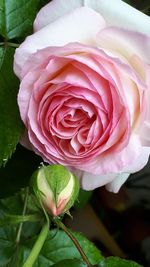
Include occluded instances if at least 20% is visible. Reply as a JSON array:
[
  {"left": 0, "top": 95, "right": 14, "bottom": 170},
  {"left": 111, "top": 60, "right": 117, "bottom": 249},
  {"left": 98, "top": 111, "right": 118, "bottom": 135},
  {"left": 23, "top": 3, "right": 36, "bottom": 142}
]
[
  {"left": 106, "top": 173, "right": 129, "bottom": 193},
  {"left": 34, "top": 0, "right": 150, "bottom": 34},
  {"left": 14, "top": 7, "right": 105, "bottom": 78}
]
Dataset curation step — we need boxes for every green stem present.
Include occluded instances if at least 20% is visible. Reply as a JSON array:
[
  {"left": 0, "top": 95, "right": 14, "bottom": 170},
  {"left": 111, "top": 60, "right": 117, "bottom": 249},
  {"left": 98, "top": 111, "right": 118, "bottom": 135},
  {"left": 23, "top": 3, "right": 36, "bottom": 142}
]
[
  {"left": 55, "top": 219, "right": 92, "bottom": 267},
  {"left": 0, "top": 42, "right": 19, "bottom": 48},
  {"left": 16, "top": 187, "right": 29, "bottom": 244},
  {"left": 0, "top": 214, "right": 41, "bottom": 227},
  {"left": 22, "top": 221, "right": 49, "bottom": 267},
  {"left": 21, "top": 189, "right": 50, "bottom": 267}
]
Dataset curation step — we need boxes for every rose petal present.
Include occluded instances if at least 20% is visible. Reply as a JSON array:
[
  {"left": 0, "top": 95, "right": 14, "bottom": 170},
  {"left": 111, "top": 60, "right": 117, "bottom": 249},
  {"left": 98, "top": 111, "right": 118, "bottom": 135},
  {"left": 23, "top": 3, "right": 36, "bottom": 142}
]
[
  {"left": 96, "top": 27, "right": 150, "bottom": 64},
  {"left": 138, "top": 67, "right": 150, "bottom": 145},
  {"left": 73, "top": 168, "right": 118, "bottom": 190},
  {"left": 76, "top": 135, "right": 149, "bottom": 174},
  {"left": 14, "top": 7, "right": 105, "bottom": 78},
  {"left": 34, "top": 0, "right": 150, "bottom": 35},
  {"left": 105, "top": 173, "right": 129, "bottom": 193},
  {"left": 75, "top": 144, "right": 150, "bottom": 192},
  {"left": 106, "top": 145, "right": 150, "bottom": 192},
  {"left": 88, "top": 0, "right": 150, "bottom": 34},
  {"left": 34, "top": 0, "right": 84, "bottom": 31}
]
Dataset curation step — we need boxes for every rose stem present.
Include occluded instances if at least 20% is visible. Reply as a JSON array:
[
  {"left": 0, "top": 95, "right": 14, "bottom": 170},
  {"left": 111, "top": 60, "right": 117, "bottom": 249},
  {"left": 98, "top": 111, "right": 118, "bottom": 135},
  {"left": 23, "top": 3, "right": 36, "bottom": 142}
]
[
  {"left": 16, "top": 187, "right": 29, "bottom": 244},
  {"left": 0, "top": 42, "right": 19, "bottom": 48},
  {"left": 55, "top": 219, "right": 94, "bottom": 267},
  {"left": 22, "top": 221, "right": 49, "bottom": 267}
]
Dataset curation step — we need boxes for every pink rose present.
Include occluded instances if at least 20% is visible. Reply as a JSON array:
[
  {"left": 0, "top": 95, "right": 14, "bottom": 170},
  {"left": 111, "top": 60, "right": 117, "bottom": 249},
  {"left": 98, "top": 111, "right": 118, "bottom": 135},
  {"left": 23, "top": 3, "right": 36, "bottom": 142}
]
[{"left": 14, "top": 0, "right": 150, "bottom": 192}]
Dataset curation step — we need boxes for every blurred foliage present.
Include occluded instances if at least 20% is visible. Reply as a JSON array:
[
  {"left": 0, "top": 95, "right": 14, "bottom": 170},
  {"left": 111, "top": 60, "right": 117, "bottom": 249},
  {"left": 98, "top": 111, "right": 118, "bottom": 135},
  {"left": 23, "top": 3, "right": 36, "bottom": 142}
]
[
  {"left": 75, "top": 189, "right": 93, "bottom": 210},
  {"left": 0, "top": 48, "right": 23, "bottom": 167},
  {"left": 0, "top": 0, "right": 51, "bottom": 169},
  {"left": 125, "top": 0, "right": 150, "bottom": 15},
  {"left": 0, "top": 192, "right": 103, "bottom": 267},
  {"left": 0, "top": 145, "right": 41, "bottom": 198}
]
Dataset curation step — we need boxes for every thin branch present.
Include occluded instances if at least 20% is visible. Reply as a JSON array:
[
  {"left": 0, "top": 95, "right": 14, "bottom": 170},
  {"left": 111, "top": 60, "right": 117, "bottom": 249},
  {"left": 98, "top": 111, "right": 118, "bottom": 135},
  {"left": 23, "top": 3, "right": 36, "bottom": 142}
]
[
  {"left": 0, "top": 214, "right": 41, "bottom": 227},
  {"left": 0, "top": 42, "right": 19, "bottom": 48},
  {"left": 55, "top": 219, "right": 94, "bottom": 267},
  {"left": 15, "top": 187, "right": 29, "bottom": 244}
]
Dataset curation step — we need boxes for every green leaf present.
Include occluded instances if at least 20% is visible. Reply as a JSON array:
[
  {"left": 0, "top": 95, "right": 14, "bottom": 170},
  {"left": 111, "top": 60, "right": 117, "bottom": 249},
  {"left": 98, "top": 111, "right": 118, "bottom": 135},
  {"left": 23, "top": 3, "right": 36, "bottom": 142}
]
[
  {"left": 0, "top": 214, "right": 41, "bottom": 227},
  {"left": 1, "top": 187, "right": 41, "bottom": 215},
  {"left": 0, "top": 209, "right": 16, "bottom": 266},
  {"left": 0, "top": 197, "right": 142, "bottom": 267},
  {"left": 51, "top": 259, "right": 87, "bottom": 267},
  {"left": 99, "top": 256, "right": 142, "bottom": 267},
  {"left": 75, "top": 189, "right": 93, "bottom": 209},
  {"left": 0, "top": 47, "right": 23, "bottom": 167},
  {"left": 0, "top": 192, "right": 25, "bottom": 214},
  {"left": 0, "top": 221, "right": 103, "bottom": 267},
  {"left": 0, "top": 194, "right": 141, "bottom": 267},
  {"left": 0, "top": 191, "right": 42, "bottom": 266},
  {"left": 20, "top": 229, "right": 103, "bottom": 266},
  {"left": 0, "top": 0, "right": 41, "bottom": 39},
  {"left": 0, "top": 190, "right": 42, "bottom": 237}
]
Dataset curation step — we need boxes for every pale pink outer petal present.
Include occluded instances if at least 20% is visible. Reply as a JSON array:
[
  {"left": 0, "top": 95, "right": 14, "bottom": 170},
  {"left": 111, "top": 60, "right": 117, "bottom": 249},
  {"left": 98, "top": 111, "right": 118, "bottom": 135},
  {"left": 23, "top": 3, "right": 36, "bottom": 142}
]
[
  {"left": 73, "top": 135, "right": 150, "bottom": 191},
  {"left": 34, "top": 0, "right": 150, "bottom": 35},
  {"left": 75, "top": 145, "right": 150, "bottom": 192},
  {"left": 34, "top": 0, "right": 84, "bottom": 31},
  {"left": 14, "top": 7, "right": 105, "bottom": 78},
  {"left": 77, "top": 135, "right": 140, "bottom": 175},
  {"left": 106, "top": 146, "right": 150, "bottom": 192},
  {"left": 74, "top": 169, "right": 119, "bottom": 190},
  {"left": 88, "top": 0, "right": 150, "bottom": 35},
  {"left": 105, "top": 173, "right": 129, "bottom": 193},
  {"left": 96, "top": 27, "right": 150, "bottom": 64},
  {"left": 138, "top": 66, "right": 150, "bottom": 146},
  {"left": 96, "top": 28, "right": 150, "bottom": 151}
]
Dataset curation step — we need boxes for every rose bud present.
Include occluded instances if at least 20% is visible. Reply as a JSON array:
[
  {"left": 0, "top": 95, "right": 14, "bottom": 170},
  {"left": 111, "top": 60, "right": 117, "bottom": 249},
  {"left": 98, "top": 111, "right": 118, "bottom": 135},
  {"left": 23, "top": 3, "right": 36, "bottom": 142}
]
[{"left": 31, "top": 164, "right": 79, "bottom": 217}]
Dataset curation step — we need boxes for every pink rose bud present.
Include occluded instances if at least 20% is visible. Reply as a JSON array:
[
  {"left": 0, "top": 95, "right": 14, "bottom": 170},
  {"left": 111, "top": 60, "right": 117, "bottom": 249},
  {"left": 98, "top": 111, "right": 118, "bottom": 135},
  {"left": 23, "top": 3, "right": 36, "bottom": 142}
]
[{"left": 31, "top": 165, "right": 79, "bottom": 217}]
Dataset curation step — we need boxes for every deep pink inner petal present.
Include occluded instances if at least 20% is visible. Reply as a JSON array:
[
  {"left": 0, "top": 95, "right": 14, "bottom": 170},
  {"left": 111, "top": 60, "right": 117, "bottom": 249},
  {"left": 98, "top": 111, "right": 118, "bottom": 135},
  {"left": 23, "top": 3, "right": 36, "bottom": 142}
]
[{"left": 20, "top": 43, "right": 133, "bottom": 174}]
